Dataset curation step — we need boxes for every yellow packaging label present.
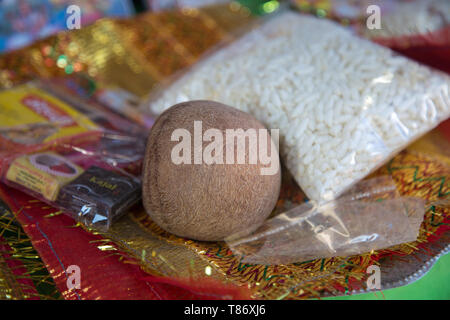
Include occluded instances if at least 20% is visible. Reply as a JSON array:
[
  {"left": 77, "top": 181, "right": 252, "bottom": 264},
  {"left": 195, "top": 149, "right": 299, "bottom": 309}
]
[
  {"left": 0, "top": 85, "right": 98, "bottom": 146},
  {"left": 6, "top": 152, "right": 84, "bottom": 202}
]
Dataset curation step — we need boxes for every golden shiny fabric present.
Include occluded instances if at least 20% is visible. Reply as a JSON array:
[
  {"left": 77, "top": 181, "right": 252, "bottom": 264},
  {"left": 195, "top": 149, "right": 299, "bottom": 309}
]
[{"left": 0, "top": 4, "right": 256, "bottom": 97}]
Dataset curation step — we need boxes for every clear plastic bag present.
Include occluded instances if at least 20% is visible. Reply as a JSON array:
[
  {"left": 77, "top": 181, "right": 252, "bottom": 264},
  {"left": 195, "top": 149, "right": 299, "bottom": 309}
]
[
  {"left": 226, "top": 176, "right": 426, "bottom": 265},
  {"left": 144, "top": 11, "right": 450, "bottom": 202},
  {"left": 0, "top": 82, "right": 146, "bottom": 231}
]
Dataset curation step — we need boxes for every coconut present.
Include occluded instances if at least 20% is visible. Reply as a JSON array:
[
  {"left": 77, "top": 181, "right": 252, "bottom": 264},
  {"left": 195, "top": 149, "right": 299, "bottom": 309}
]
[{"left": 142, "top": 100, "right": 281, "bottom": 241}]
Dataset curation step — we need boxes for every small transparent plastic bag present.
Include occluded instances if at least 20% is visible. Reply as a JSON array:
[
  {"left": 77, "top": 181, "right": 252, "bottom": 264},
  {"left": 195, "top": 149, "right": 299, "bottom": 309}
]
[{"left": 226, "top": 176, "right": 426, "bottom": 265}]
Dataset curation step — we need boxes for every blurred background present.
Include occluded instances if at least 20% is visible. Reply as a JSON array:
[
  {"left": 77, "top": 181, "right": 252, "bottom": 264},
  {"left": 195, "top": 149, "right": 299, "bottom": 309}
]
[{"left": 0, "top": 0, "right": 281, "bottom": 53}]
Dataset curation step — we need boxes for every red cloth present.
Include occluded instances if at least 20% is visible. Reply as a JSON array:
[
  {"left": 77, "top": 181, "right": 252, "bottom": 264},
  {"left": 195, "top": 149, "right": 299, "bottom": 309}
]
[
  {"left": 438, "top": 119, "right": 450, "bottom": 142},
  {"left": 372, "top": 25, "right": 450, "bottom": 75},
  {"left": 0, "top": 185, "right": 250, "bottom": 300},
  {"left": 394, "top": 46, "right": 450, "bottom": 75},
  {"left": 374, "top": 25, "right": 450, "bottom": 50}
]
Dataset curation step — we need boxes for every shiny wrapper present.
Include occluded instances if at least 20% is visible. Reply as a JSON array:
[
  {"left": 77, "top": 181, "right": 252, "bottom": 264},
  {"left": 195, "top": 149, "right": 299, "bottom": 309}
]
[
  {"left": 57, "top": 166, "right": 141, "bottom": 228},
  {"left": 6, "top": 152, "right": 84, "bottom": 202},
  {"left": 0, "top": 82, "right": 145, "bottom": 231}
]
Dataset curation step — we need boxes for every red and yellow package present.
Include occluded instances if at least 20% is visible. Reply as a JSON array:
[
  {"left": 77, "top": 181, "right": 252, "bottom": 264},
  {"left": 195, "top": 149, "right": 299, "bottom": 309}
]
[
  {"left": 5, "top": 152, "right": 84, "bottom": 202},
  {"left": 0, "top": 84, "right": 101, "bottom": 154}
]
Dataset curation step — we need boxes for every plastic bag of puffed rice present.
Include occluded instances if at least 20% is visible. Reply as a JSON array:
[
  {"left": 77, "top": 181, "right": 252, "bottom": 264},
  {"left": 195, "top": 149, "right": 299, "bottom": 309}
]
[{"left": 143, "top": 11, "right": 450, "bottom": 202}]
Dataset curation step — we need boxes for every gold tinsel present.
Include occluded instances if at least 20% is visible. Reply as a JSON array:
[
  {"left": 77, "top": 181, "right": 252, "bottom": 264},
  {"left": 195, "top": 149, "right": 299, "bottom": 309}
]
[{"left": 0, "top": 200, "right": 61, "bottom": 300}]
